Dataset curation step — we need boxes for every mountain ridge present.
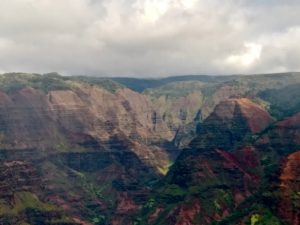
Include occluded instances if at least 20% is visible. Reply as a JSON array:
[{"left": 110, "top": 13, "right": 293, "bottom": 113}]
[{"left": 0, "top": 72, "right": 299, "bottom": 224}]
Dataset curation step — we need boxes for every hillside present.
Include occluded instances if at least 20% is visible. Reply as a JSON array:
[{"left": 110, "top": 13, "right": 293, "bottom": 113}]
[
  {"left": 136, "top": 99, "right": 300, "bottom": 225},
  {"left": 0, "top": 72, "right": 299, "bottom": 224}
]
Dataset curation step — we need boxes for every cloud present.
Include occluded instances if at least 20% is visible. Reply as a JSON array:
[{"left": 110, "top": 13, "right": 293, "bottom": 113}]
[
  {"left": 0, "top": 0, "right": 299, "bottom": 76},
  {"left": 226, "top": 43, "right": 262, "bottom": 68}
]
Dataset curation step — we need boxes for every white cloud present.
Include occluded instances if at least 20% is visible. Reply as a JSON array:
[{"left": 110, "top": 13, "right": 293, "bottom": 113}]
[
  {"left": 226, "top": 43, "right": 262, "bottom": 67},
  {"left": 133, "top": 0, "right": 198, "bottom": 23},
  {"left": 0, "top": 0, "right": 299, "bottom": 76}
]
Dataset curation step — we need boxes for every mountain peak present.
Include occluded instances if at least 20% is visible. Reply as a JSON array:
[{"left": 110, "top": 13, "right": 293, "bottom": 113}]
[
  {"left": 235, "top": 98, "right": 273, "bottom": 133},
  {"left": 191, "top": 98, "right": 272, "bottom": 151}
]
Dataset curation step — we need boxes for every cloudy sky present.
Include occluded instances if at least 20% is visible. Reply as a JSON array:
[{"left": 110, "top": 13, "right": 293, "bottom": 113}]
[{"left": 0, "top": 0, "right": 299, "bottom": 77}]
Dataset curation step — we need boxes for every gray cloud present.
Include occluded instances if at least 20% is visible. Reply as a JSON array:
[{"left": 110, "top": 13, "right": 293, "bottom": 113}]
[{"left": 0, "top": 0, "right": 299, "bottom": 77}]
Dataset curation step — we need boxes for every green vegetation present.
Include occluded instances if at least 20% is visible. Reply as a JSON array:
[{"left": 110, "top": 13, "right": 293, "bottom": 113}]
[
  {"left": 153, "top": 184, "right": 188, "bottom": 204},
  {"left": 112, "top": 75, "right": 234, "bottom": 92},
  {"left": 0, "top": 73, "right": 70, "bottom": 93},
  {"left": 251, "top": 214, "right": 261, "bottom": 225},
  {"left": 92, "top": 215, "right": 106, "bottom": 225},
  {"left": 0, "top": 72, "right": 124, "bottom": 94},
  {"left": 210, "top": 204, "right": 282, "bottom": 225},
  {"left": 259, "top": 83, "right": 300, "bottom": 119},
  {"left": 69, "top": 76, "right": 124, "bottom": 92},
  {"left": 161, "top": 184, "right": 187, "bottom": 197},
  {"left": 143, "top": 81, "right": 205, "bottom": 99},
  {"left": 0, "top": 192, "right": 56, "bottom": 216},
  {"left": 247, "top": 210, "right": 281, "bottom": 225},
  {"left": 0, "top": 72, "right": 299, "bottom": 224}
]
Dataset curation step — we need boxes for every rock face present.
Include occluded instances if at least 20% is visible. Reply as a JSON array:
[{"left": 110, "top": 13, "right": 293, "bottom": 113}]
[
  {"left": 191, "top": 98, "right": 273, "bottom": 151},
  {"left": 0, "top": 85, "right": 173, "bottom": 170},
  {"left": 0, "top": 161, "right": 39, "bottom": 198},
  {"left": 141, "top": 97, "right": 300, "bottom": 225},
  {"left": 0, "top": 160, "right": 79, "bottom": 225},
  {"left": 279, "top": 151, "right": 300, "bottom": 225},
  {"left": 256, "top": 112, "right": 300, "bottom": 154},
  {"left": 137, "top": 99, "right": 271, "bottom": 224},
  {"left": 0, "top": 75, "right": 177, "bottom": 224},
  {"left": 199, "top": 84, "right": 251, "bottom": 119},
  {"left": 168, "top": 200, "right": 201, "bottom": 225},
  {"left": 0, "top": 73, "right": 299, "bottom": 224}
]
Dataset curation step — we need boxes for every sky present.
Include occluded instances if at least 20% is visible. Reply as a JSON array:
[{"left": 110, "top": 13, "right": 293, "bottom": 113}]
[{"left": 0, "top": 0, "right": 299, "bottom": 77}]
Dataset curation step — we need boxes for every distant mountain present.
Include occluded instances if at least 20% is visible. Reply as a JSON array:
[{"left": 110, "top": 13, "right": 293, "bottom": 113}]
[
  {"left": 112, "top": 72, "right": 300, "bottom": 92},
  {"left": 0, "top": 72, "right": 299, "bottom": 224},
  {"left": 112, "top": 75, "right": 235, "bottom": 92}
]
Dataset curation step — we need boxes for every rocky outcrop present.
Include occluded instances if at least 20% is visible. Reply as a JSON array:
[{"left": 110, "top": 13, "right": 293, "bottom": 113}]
[
  {"left": 191, "top": 98, "right": 273, "bottom": 151},
  {"left": 0, "top": 84, "right": 173, "bottom": 171},
  {"left": 141, "top": 99, "right": 271, "bottom": 225},
  {"left": 205, "top": 98, "right": 272, "bottom": 134},
  {"left": 0, "top": 160, "right": 82, "bottom": 224},
  {"left": 0, "top": 79, "right": 174, "bottom": 224},
  {"left": 168, "top": 200, "right": 201, "bottom": 225},
  {"left": 0, "top": 75, "right": 182, "bottom": 224},
  {"left": 0, "top": 161, "right": 40, "bottom": 199},
  {"left": 0, "top": 73, "right": 299, "bottom": 224},
  {"left": 142, "top": 97, "right": 300, "bottom": 225},
  {"left": 279, "top": 151, "right": 300, "bottom": 225},
  {"left": 200, "top": 84, "right": 250, "bottom": 119},
  {"left": 256, "top": 112, "right": 300, "bottom": 154}
]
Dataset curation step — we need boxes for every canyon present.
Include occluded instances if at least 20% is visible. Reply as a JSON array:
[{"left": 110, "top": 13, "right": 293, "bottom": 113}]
[{"left": 0, "top": 72, "right": 299, "bottom": 224}]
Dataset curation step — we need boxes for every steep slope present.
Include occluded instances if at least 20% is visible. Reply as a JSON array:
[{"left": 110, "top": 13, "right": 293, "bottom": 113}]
[
  {"left": 0, "top": 74, "right": 173, "bottom": 169},
  {"left": 256, "top": 112, "right": 300, "bottom": 154},
  {"left": 259, "top": 83, "right": 300, "bottom": 119},
  {"left": 141, "top": 73, "right": 300, "bottom": 149},
  {"left": 138, "top": 98, "right": 300, "bottom": 225},
  {"left": 0, "top": 73, "right": 176, "bottom": 224},
  {"left": 0, "top": 160, "right": 78, "bottom": 224},
  {"left": 191, "top": 98, "right": 273, "bottom": 151},
  {"left": 279, "top": 151, "right": 300, "bottom": 225},
  {"left": 0, "top": 72, "right": 299, "bottom": 224},
  {"left": 144, "top": 81, "right": 255, "bottom": 149},
  {"left": 144, "top": 81, "right": 205, "bottom": 148}
]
